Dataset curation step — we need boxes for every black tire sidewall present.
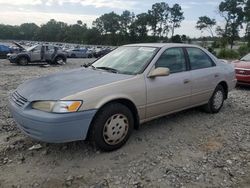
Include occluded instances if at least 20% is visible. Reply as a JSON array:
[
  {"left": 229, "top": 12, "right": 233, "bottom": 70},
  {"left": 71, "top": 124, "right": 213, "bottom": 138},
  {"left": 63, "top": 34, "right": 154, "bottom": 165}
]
[
  {"left": 209, "top": 85, "right": 225, "bottom": 113},
  {"left": 18, "top": 57, "right": 28, "bottom": 65},
  {"left": 55, "top": 56, "right": 64, "bottom": 64},
  {"left": 90, "top": 103, "right": 134, "bottom": 151}
]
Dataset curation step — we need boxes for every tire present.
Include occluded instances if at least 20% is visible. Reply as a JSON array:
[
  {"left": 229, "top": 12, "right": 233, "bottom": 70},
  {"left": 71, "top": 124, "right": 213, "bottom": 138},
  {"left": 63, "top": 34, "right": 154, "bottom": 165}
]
[
  {"left": 89, "top": 103, "right": 134, "bottom": 151},
  {"left": 54, "top": 56, "right": 65, "bottom": 65},
  {"left": 203, "top": 85, "right": 225, "bottom": 113},
  {"left": 71, "top": 54, "right": 76, "bottom": 58},
  {"left": 18, "top": 56, "right": 28, "bottom": 66}
]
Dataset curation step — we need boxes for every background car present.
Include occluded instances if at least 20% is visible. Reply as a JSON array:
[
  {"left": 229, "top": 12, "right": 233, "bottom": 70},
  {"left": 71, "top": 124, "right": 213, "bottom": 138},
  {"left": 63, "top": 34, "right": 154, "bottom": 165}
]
[
  {"left": 232, "top": 53, "right": 250, "bottom": 85},
  {"left": 66, "top": 48, "right": 93, "bottom": 58},
  {"left": 0, "top": 44, "right": 12, "bottom": 58},
  {"left": 93, "top": 48, "right": 112, "bottom": 58},
  {"left": 8, "top": 43, "right": 67, "bottom": 65}
]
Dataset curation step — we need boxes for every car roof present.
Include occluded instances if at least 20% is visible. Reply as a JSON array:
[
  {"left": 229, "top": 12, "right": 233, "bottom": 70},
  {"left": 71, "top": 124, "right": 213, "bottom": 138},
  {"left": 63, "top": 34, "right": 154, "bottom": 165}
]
[{"left": 124, "top": 43, "right": 199, "bottom": 48}]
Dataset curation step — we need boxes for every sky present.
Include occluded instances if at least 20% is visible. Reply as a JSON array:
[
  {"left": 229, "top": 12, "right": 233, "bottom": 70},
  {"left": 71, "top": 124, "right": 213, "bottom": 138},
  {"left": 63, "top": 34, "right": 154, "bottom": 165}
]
[{"left": 0, "top": 0, "right": 225, "bottom": 38}]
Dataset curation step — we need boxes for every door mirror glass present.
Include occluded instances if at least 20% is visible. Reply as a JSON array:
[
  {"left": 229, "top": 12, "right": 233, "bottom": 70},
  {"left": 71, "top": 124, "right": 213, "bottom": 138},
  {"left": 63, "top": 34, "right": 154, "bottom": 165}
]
[{"left": 148, "top": 67, "right": 170, "bottom": 78}]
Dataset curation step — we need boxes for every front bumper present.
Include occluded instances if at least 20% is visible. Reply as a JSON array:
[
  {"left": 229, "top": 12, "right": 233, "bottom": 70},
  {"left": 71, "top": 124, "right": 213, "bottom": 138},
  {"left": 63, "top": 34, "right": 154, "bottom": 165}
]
[
  {"left": 8, "top": 57, "right": 17, "bottom": 63},
  {"left": 8, "top": 98, "right": 97, "bottom": 143}
]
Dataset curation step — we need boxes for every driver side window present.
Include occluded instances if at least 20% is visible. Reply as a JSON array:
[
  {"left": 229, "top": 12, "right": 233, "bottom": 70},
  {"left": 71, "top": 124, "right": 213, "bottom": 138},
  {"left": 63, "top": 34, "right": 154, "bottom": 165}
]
[
  {"left": 155, "top": 48, "right": 186, "bottom": 73},
  {"left": 33, "top": 46, "right": 41, "bottom": 53}
]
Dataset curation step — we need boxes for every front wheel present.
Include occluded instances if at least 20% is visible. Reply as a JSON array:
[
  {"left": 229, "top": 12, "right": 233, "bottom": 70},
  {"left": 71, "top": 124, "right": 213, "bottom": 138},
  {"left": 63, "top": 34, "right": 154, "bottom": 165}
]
[
  {"left": 18, "top": 57, "right": 28, "bottom": 66},
  {"left": 203, "top": 85, "right": 225, "bottom": 113},
  {"left": 89, "top": 103, "right": 133, "bottom": 151}
]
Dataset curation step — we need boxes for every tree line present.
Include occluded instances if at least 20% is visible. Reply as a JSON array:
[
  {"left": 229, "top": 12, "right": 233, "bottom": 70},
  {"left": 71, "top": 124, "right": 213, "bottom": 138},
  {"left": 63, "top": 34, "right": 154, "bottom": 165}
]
[
  {"left": 0, "top": 2, "right": 184, "bottom": 45},
  {"left": 0, "top": 0, "right": 250, "bottom": 48}
]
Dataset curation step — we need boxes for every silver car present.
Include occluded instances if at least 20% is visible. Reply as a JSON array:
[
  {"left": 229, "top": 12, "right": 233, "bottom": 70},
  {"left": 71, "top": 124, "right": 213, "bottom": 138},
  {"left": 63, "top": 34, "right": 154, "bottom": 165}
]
[
  {"left": 8, "top": 43, "right": 236, "bottom": 151},
  {"left": 66, "top": 48, "right": 93, "bottom": 58},
  {"left": 8, "top": 43, "right": 67, "bottom": 65}
]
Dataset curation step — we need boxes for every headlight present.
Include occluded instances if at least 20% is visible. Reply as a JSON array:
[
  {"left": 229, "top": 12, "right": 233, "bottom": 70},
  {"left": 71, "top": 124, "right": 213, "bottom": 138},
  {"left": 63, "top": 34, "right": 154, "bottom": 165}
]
[{"left": 32, "top": 101, "right": 82, "bottom": 113}]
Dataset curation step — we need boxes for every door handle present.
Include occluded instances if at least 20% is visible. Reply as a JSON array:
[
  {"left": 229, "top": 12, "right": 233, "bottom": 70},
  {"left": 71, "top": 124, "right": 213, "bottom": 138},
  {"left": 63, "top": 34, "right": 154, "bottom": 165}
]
[
  {"left": 183, "top": 79, "right": 190, "bottom": 84},
  {"left": 214, "top": 74, "right": 219, "bottom": 78}
]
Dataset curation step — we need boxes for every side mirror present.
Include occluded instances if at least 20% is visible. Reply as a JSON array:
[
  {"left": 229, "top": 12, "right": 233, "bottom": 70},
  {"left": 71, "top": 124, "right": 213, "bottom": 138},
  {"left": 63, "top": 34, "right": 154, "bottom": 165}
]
[{"left": 148, "top": 67, "right": 170, "bottom": 78}]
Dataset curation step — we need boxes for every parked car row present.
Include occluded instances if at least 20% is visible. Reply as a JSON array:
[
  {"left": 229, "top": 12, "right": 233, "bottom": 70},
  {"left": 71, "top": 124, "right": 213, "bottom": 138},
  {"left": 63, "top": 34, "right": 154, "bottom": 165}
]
[{"left": 66, "top": 47, "right": 113, "bottom": 58}]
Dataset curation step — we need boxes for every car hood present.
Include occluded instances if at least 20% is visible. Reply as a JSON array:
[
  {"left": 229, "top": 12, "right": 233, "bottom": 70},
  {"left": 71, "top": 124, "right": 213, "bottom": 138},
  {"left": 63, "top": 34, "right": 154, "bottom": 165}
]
[
  {"left": 16, "top": 68, "right": 133, "bottom": 101},
  {"left": 13, "top": 41, "right": 26, "bottom": 51},
  {"left": 232, "top": 60, "right": 250, "bottom": 69}
]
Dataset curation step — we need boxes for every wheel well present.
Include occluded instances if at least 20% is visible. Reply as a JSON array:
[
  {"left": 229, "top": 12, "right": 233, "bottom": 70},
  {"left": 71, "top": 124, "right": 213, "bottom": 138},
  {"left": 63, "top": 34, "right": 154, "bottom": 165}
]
[
  {"left": 18, "top": 55, "right": 30, "bottom": 62},
  {"left": 55, "top": 55, "right": 66, "bottom": 61},
  {"left": 218, "top": 81, "right": 228, "bottom": 99},
  {"left": 94, "top": 99, "right": 140, "bottom": 128}
]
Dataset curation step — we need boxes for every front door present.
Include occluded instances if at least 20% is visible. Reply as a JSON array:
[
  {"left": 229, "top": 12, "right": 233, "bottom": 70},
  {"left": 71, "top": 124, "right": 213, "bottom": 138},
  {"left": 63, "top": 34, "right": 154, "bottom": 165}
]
[
  {"left": 30, "top": 45, "right": 42, "bottom": 62},
  {"left": 145, "top": 47, "right": 192, "bottom": 119}
]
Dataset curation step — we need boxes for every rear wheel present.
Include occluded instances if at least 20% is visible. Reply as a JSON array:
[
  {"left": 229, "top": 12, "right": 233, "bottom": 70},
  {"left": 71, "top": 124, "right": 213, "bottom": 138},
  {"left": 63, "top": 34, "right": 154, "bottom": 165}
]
[
  {"left": 18, "top": 56, "right": 28, "bottom": 66},
  {"left": 90, "top": 103, "right": 133, "bottom": 151},
  {"left": 54, "top": 56, "right": 65, "bottom": 65},
  {"left": 203, "top": 85, "right": 225, "bottom": 113},
  {"left": 71, "top": 54, "right": 76, "bottom": 58}
]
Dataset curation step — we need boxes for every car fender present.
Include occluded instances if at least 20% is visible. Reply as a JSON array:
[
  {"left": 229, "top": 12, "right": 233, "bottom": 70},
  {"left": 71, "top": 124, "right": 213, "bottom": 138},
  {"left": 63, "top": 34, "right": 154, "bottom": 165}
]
[
  {"left": 16, "top": 53, "right": 31, "bottom": 62},
  {"left": 94, "top": 94, "right": 137, "bottom": 110}
]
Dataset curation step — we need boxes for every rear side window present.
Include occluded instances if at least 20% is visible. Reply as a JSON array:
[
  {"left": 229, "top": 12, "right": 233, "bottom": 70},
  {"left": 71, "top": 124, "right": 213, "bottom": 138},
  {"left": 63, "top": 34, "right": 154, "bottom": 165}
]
[
  {"left": 186, "top": 48, "right": 214, "bottom": 70},
  {"left": 155, "top": 48, "right": 186, "bottom": 73}
]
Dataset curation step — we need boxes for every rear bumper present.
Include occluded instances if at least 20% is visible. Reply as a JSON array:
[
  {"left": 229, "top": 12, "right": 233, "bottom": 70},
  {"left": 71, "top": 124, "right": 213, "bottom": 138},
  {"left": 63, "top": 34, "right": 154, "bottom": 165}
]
[
  {"left": 8, "top": 99, "right": 97, "bottom": 143},
  {"left": 236, "top": 74, "right": 250, "bottom": 85}
]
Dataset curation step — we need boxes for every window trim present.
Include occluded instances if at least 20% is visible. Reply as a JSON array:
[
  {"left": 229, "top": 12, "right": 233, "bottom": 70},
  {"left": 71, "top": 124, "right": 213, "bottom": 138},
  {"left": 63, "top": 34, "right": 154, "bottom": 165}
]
[
  {"left": 184, "top": 47, "right": 216, "bottom": 71},
  {"left": 154, "top": 47, "right": 189, "bottom": 74}
]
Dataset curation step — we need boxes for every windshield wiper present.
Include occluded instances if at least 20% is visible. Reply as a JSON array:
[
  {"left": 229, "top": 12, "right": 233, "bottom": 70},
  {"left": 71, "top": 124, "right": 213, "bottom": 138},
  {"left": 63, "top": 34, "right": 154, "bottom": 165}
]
[{"left": 96, "top": 66, "right": 119, "bottom": 73}]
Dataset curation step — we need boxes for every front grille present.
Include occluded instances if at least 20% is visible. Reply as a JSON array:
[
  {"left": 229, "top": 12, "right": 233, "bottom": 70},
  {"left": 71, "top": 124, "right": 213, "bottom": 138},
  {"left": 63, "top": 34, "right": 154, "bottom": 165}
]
[
  {"left": 11, "top": 91, "right": 28, "bottom": 107},
  {"left": 235, "top": 69, "right": 250, "bottom": 75}
]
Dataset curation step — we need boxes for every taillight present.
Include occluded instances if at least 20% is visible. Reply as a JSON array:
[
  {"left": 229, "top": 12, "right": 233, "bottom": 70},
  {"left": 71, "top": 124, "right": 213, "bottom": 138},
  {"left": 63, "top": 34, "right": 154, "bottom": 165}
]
[{"left": 235, "top": 69, "right": 250, "bottom": 75}]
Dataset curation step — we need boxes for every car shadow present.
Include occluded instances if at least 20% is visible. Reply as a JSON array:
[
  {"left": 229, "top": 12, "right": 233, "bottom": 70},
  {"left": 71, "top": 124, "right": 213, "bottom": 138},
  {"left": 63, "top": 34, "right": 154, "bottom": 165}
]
[
  {"left": 29, "top": 107, "right": 204, "bottom": 156},
  {"left": 236, "top": 85, "right": 250, "bottom": 91}
]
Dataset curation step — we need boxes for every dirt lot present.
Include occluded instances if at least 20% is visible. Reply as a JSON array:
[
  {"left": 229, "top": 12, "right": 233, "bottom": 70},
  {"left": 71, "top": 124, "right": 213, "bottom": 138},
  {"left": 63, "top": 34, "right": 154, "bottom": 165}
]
[{"left": 0, "top": 59, "right": 249, "bottom": 188}]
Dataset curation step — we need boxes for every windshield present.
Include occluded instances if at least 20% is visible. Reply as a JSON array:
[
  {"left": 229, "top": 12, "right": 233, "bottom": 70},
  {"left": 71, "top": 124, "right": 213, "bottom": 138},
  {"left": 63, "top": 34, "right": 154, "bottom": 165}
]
[
  {"left": 240, "top": 53, "right": 250, "bottom": 61},
  {"left": 27, "top": 45, "right": 38, "bottom": 52},
  {"left": 92, "top": 46, "right": 158, "bottom": 75}
]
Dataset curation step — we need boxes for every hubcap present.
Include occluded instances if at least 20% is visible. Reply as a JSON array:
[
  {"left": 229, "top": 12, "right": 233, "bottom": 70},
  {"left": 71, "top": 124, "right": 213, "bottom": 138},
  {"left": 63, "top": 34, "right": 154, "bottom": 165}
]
[
  {"left": 213, "top": 90, "right": 223, "bottom": 109},
  {"left": 103, "top": 114, "right": 129, "bottom": 145},
  {"left": 20, "top": 58, "right": 27, "bottom": 65}
]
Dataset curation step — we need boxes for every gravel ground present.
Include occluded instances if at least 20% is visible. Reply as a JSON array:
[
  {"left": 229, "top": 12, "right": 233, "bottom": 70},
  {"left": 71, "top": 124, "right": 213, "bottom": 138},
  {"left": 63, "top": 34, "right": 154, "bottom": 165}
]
[{"left": 0, "top": 59, "right": 249, "bottom": 188}]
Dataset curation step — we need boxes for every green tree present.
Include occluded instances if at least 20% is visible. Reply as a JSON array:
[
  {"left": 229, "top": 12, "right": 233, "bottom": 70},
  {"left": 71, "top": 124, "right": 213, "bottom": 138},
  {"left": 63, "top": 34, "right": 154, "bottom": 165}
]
[
  {"left": 130, "top": 13, "right": 149, "bottom": 39},
  {"left": 77, "top": 20, "right": 83, "bottom": 25},
  {"left": 219, "top": 0, "right": 245, "bottom": 49},
  {"left": 244, "top": 0, "right": 250, "bottom": 46},
  {"left": 120, "top": 10, "right": 134, "bottom": 35},
  {"left": 93, "top": 12, "right": 121, "bottom": 35},
  {"left": 169, "top": 4, "right": 184, "bottom": 38},
  {"left": 196, "top": 16, "right": 216, "bottom": 37},
  {"left": 148, "top": 2, "right": 170, "bottom": 37},
  {"left": 37, "top": 19, "right": 68, "bottom": 42}
]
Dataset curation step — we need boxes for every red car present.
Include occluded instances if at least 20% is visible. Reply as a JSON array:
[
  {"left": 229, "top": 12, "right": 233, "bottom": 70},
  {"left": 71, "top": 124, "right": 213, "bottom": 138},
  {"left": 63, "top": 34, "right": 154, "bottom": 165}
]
[{"left": 232, "top": 53, "right": 250, "bottom": 86}]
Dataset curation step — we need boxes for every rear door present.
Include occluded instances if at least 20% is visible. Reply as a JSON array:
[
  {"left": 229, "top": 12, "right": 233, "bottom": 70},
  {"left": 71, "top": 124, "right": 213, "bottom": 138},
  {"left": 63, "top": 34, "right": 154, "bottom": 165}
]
[
  {"left": 145, "top": 47, "right": 192, "bottom": 119},
  {"left": 186, "top": 47, "right": 220, "bottom": 105}
]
